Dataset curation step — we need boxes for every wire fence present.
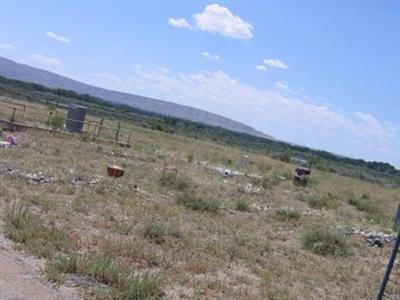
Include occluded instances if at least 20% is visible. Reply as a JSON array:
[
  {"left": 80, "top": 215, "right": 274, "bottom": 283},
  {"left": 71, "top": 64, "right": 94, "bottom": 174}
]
[{"left": 0, "top": 99, "right": 133, "bottom": 146}]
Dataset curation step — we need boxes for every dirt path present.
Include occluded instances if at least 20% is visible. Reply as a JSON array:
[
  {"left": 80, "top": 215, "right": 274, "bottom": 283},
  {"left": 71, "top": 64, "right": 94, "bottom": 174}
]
[{"left": 0, "top": 235, "right": 79, "bottom": 300}]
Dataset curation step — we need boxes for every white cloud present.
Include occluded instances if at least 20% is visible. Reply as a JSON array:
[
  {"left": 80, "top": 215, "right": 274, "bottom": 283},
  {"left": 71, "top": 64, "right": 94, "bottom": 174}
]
[
  {"left": 92, "top": 66, "right": 397, "bottom": 165},
  {"left": 262, "top": 59, "right": 289, "bottom": 70},
  {"left": 0, "top": 43, "right": 16, "bottom": 51},
  {"left": 193, "top": 4, "right": 253, "bottom": 40},
  {"left": 167, "top": 17, "right": 192, "bottom": 29},
  {"left": 354, "top": 112, "right": 396, "bottom": 145},
  {"left": 168, "top": 4, "right": 253, "bottom": 40},
  {"left": 29, "top": 54, "right": 63, "bottom": 69},
  {"left": 46, "top": 31, "right": 70, "bottom": 43},
  {"left": 202, "top": 51, "right": 219, "bottom": 61},
  {"left": 256, "top": 65, "right": 267, "bottom": 72},
  {"left": 274, "top": 81, "right": 289, "bottom": 90}
]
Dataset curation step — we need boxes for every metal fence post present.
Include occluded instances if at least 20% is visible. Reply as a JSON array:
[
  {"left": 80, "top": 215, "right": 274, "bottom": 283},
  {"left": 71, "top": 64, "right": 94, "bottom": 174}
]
[{"left": 376, "top": 204, "right": 400, "bottom": 300}]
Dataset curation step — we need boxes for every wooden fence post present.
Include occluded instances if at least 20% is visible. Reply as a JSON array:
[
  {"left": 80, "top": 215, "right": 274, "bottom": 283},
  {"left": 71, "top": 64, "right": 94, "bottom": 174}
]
[
  {"left": 97, "top": 119, "right": 104, "bottom": 137},
  {"left": 127, "top": 130, "right": 132, "bottom": 146},
  {"left": 10, "top": 108, "right": 16, "bottom": 122},
  {"left": 47, "top": 112, "right": 53, "bottom": 125},
  {"left": 92, "top": 124, "right": 97, "bottom": 141},
  {"left": 115, "top": 122, "right": 121, "bottom": 143},
  {"left": 87, "top": 120, "right": 91, "bottom": 132}
]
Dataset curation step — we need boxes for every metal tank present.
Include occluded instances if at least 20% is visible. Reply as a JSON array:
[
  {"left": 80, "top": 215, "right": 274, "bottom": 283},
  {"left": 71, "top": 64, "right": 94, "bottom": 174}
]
[{"left": 66, "top": 104, "right": 87, "bottom": 133}]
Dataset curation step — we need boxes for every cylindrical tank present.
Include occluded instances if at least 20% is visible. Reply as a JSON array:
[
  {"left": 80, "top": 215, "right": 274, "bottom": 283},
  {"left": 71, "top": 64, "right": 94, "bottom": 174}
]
[{"left": 66, "top": 104, "right": 87, "bottom": 133}]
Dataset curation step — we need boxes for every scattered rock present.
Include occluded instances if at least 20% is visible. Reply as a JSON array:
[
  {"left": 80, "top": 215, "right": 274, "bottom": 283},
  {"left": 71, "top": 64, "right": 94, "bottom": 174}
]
[
  {"left": 0, "top": 161, "right": 55, "bottom": 184},
  {"left": 64, "top": 274, "right": 105, "bottom": 288},
  {"left": 71, "top": 174, "right": 104, "bottom": 186},
  {"left": 302, "top": 208, "right": 321, "bottom": 216},
  {"left": 0, "top": 141, "right": 11, "bottom": 148},
  {"left": 249, "top": 203, "right": 271, "bottom": 212},
  {"left": 339, "top": 226, "right": 397, "bottom": 247},
  {"left": 238, "top": 183, "right": 261, "bottom": 194},
  {"left": 197, "top": 161, "right": 262, "bottom": 180},
  {"left": 250, "top": 203, "right": 262, "bottom": 211}
]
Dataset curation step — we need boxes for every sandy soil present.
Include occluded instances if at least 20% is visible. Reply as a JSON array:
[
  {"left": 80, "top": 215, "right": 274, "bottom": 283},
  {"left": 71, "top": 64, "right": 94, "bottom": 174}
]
[{"left": 0, "top": 235, "right": 79, "bottom": 300}]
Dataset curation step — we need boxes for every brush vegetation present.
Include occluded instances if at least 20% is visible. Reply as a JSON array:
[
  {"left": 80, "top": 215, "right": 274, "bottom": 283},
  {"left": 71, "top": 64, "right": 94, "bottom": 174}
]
[{"left": 0, "top": 95, "right": 398, "bottom": 299}]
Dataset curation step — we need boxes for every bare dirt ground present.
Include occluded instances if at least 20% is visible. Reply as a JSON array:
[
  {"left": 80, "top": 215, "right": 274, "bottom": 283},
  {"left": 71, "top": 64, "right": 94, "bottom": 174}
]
[{"left": 0, "top": 235, "right": 79, "bottom": 300}]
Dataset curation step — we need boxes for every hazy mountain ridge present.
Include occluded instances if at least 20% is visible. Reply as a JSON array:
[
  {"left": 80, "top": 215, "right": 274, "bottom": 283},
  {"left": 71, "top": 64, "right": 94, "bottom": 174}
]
[{"left": 0, "top": 57, "right": 272, "bottom": 139}]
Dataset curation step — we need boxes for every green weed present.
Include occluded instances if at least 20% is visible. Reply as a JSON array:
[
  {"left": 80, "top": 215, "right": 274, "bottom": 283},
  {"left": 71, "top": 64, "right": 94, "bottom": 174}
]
[
  {"left": 176, "top": 193, "right": 220, "bottom": 213},
  {"left": 302, "top": 225, "right": 352, "bottom": 257}
]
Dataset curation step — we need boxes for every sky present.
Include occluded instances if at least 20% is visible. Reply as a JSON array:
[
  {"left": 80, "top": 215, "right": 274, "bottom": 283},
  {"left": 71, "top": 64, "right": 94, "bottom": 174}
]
[{"left": 0, "top": 0, "right": 399, "bottom": 167}]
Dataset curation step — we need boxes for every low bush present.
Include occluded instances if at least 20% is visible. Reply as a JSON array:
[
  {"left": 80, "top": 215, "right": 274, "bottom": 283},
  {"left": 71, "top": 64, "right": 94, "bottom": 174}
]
[
  {"left": 176, "top": 193, "right": 220, "bottom": 213},
  {"left": 347, "top": 193, "right": 385, "bottom": 224},
  {"left": 158, "top": 170, "right": 192, "bottom": 191},
  {"left": 4, "top": 202, "right": 69, "bottom": 258},
  {"left": 47, "top": 253, "right": 162, "bottom": 299},
  {"left": 49, "top": 114, "right": 64, "bottom": 129},
  {"left": 306, "top": 193, "right": 338, "bottom": 210},
  {"left": 275, "top": 208, "right": 301, "bottom": 221},
  {"left": 302, "top": 225, "right": 352, "bottom": 257},
  {"left": 234, "top": 198, "right": 250, "bottom": 212},
  {"left": 143, "top": 222, "right": 183, "bottom": 242},
  {"left": 262, "top": 176, "right": 280, "bottom": 189}
]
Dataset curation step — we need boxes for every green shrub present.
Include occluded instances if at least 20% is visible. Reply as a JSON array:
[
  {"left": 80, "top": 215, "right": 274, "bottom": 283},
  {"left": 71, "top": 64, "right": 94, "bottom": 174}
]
[
  {"left": 234, "top": 198, "right": 250, "bottom": 212},
  {"left": 47, "top": 103, "right": 56, "bottom": 111},
  {"left": 143, "top": 222, "right": 183, "bottom": 241},
  {"left": 307, "top": 196, "right": 328, "bottom": 209},
  {"left": 158, "top": 170, "right": 192, "bottom": 191},
  {"left": 279, "top": 150, "right": 292, "bottom": 163},
  {"left": 4, "top": 203, "right": 68, "bottom": 258},
  {"left": 275, "top": 208, "right": 301, "bottom": 221},
  {"left": 187, "top": 153, "right": 194, "bottom": 163},
  {"left": 347, "top": 194, "right": 385, "bottom": 224},
  {"left": 262, "top": 176, "right": 280, "bottom": 189},
  {"left": 49, "top": 114, "right": 65, "bottom": 129},
  {"left": 151, "top": 123, "right": 164, "bottom": 131},
  {"left": 306, "top": 193, "right": 338, "bottom": 210},
  {"left": 302, "top": 225, "right": 351, "bottom": 257},
  {"left": 47, "top": 253, "right": 162, "bottom": 299},
  {"left": 257, "top": 162, "right": 273, "bottom": 173},
  {"left": 176, "top": 193, "right": 220, "bottom": 213}
]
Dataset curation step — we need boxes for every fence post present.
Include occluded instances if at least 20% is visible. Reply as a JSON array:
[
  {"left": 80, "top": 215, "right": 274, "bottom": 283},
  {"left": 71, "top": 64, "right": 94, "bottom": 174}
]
[
  {"left": 97, "top": 119, "right": 104, "bottom": 137},
  {"left": 92, "top": 124, "right": 97, "bottom": 141},
  {"left": 10, "top": 108, "right": 16, "bottom": 122},
  {"left": 115, "top": 122, "right": 121, "bottom": 143},
  {"left": 376, "top": 204, "right": 400, "bottom": 300},
  {"left": 127, "top": 130, "right": 132, "bottom": 146}
]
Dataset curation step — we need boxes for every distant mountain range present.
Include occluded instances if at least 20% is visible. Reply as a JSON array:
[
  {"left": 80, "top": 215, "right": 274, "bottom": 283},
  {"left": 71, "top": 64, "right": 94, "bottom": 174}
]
[{"left": 0, "top": 57, "right": 272, "bottom": 139}]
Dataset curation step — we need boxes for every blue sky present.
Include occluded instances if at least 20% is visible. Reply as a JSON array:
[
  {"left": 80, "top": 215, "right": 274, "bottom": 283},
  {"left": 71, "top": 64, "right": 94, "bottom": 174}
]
[{"left": 1, "top": 1, "right": 399, "bottom": 167}]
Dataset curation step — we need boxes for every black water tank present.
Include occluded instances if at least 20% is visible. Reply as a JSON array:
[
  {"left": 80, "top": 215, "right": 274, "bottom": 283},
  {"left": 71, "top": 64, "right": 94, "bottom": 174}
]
[{"left": 66, "top": 104, "right": 87, "bottom": 133}]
